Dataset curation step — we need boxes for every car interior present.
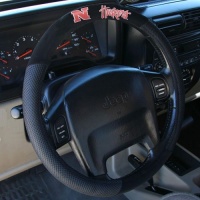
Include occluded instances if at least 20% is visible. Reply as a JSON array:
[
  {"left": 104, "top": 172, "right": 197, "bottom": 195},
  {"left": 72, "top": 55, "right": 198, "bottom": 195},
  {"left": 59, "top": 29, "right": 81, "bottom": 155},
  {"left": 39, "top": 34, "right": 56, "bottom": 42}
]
[{"left": 0, "top": 0, "right": 200, "bottom": 199}]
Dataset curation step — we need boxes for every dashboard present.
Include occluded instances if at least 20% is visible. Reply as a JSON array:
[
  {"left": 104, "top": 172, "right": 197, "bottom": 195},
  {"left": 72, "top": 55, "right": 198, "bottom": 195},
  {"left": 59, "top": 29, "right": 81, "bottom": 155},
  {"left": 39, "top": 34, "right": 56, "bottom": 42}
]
[
  {"left": 0, "top": 17, "right": 120, "bottom": 102},
  {"left": 1, "top": 0, "right": 200, "bottom": 184},
  {"left": 0, "top": 22, "right": 101, "bottom": 84},
  {"left": 0, "top": 0, "right": 200, "bottom": 104}
]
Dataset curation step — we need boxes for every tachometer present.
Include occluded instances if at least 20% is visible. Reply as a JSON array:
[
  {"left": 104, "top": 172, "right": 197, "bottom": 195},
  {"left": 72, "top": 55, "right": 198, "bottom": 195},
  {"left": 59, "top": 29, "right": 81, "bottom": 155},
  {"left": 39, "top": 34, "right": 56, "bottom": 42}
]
[{"left": 13, "top": 36, "right": 38, "bottom": 62}]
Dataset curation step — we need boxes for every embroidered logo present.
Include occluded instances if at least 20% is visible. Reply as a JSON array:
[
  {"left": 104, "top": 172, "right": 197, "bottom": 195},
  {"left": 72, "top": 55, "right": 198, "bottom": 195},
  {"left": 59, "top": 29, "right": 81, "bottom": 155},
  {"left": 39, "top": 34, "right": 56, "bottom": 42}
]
[
  {"left": 71, "top": 7, "right": 91, "bottom": 23},
  {"left": 99, "top": 5, "right": 131, "bottom": 20}
]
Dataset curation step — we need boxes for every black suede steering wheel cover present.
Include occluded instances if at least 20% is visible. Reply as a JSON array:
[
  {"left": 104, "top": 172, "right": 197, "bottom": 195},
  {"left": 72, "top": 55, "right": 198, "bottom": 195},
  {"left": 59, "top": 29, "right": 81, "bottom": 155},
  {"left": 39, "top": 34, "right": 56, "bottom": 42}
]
[{"left": 23, "top": 2, "right": 185, "bottom": 197}]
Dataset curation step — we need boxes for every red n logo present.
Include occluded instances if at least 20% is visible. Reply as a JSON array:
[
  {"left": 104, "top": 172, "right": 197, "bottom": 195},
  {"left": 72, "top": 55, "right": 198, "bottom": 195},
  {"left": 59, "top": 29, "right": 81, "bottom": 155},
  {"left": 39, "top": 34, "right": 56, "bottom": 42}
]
[{"left": 71, "top": 7, "right": 91, "bottom": 23}]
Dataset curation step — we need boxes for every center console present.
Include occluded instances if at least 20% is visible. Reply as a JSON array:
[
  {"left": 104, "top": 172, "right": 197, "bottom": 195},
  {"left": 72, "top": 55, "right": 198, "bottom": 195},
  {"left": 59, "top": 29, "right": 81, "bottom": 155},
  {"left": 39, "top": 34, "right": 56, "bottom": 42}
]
[
  {"left": 121, "top": 2, "right": 200, "bottom": 199},
  {"left": 153, "top": 32, "right": 200, "bottom": 89},
  {"left": 151, "top": 9, "right": 200, "bottom": 92}
]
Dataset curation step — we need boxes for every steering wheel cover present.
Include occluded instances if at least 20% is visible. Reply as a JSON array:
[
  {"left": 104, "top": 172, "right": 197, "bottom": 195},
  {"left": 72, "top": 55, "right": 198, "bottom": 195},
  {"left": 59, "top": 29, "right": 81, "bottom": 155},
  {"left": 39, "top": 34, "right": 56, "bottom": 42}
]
[{"left": 23, "top": 2, "right": 185, "bottom": 197}]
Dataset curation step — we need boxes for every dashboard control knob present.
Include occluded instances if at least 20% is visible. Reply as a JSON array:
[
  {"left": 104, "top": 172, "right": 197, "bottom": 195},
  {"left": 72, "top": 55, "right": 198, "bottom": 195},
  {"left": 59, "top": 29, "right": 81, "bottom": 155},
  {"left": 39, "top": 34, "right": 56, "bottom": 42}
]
[{"left": 11, "top": 105, "right": 23, "bottom": 119}]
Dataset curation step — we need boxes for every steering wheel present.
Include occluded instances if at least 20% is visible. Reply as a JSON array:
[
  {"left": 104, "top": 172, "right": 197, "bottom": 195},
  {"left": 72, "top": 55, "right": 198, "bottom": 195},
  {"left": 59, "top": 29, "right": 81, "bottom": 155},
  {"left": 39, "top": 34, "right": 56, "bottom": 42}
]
[{"left": 23, "top": 2, "right": 185, "bottom": 197}]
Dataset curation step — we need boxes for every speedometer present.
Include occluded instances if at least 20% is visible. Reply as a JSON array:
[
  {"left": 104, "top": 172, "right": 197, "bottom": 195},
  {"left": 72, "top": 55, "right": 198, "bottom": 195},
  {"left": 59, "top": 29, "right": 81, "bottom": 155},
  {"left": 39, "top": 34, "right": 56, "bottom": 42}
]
[
  {"left": 53, "top": 24, "right": 101, "bottom": 61},
  {"left": 55, "top": 31, "right": 80, "bottom": 59}
]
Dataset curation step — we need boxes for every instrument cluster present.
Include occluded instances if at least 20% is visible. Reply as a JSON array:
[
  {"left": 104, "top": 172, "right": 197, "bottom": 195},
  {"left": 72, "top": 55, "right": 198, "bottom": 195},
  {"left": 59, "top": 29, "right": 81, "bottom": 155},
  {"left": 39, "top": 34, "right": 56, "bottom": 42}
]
[
  {"left": 0, "top": 36, "right": 38, "bottom": 85},
  {"left": 0, "top": 23, "right": 102, "bottom": 88},
  {"left": 54, "top": 27, "right": 101, "bottom": 61}
]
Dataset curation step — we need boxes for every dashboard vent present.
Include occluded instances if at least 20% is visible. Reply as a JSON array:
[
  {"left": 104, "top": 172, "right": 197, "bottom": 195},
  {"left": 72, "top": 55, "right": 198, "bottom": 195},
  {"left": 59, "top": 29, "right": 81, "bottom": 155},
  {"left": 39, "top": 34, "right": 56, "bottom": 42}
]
[
  {"left": 153, "top": 14, "right": 184, "bottom": 36},
  {"left": 183, "top": 9, "right": 200, "bottom": 32}
]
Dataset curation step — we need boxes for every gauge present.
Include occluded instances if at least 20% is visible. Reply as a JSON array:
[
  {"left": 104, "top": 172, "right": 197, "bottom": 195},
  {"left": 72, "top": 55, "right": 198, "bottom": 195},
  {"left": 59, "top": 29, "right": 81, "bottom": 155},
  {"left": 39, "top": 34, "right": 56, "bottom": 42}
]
[
  {"left": 86, "top": 45, "right": 100, "bottom": 58},
  {"left": 56, "top": 40, "right": 73, "bottom": 57},
  {"left": 81, "top": 31, "right": 101, "bottom": 59},
  {"left": 0, "top": 51, "right": 13, "bottom": 81},
  {"left": 71, "top": 31, "right": 81, "bottom": 47},
  {"left": 55, "top": 31, "right": 80, "bottom": 59},
  {"left": 81, "top": 31, "right": 93, "bottom": 44},
  {"left": 53, "top": 25, "right": 101, "bottom": 61},
  {"left": 13, "top": 36, "right": 38, "bottom": 62}
]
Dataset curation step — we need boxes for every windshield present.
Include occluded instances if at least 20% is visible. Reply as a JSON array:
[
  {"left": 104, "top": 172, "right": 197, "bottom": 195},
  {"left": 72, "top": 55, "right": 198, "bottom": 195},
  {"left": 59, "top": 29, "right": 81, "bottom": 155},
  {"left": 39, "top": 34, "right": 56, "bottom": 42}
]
[
  {"left": 0, "top": 0, "right": 178, "bottom": 11},
  {"left": 0, "top": 0, "right": 64, "bottom": 11}
]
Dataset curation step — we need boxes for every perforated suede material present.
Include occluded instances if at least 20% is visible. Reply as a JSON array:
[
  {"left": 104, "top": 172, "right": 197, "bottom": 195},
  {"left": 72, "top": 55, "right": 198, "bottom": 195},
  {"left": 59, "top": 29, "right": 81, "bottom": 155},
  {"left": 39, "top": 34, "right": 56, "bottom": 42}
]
[{"left": 23, "top": 2, "right": 185, "bottom": 197}]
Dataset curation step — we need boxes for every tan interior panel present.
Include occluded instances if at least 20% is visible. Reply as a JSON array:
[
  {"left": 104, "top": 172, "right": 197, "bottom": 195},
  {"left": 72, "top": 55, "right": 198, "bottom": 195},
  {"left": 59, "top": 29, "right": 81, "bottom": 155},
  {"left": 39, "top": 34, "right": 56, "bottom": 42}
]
[{"left": 0, "top": 98, "right": 70, "bottom": 181}]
